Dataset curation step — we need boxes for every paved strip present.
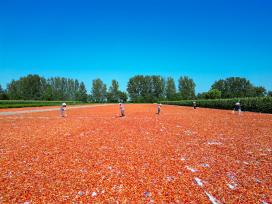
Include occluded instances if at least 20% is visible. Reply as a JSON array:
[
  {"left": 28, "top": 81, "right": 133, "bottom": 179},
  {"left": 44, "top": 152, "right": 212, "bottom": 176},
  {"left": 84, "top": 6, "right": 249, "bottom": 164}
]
[{"left": 0, "top": 104, "right": 113, "bottom": 116}]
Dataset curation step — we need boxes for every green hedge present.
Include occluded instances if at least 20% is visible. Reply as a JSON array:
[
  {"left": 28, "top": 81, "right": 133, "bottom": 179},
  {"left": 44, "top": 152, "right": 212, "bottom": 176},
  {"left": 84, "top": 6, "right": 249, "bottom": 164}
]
[
  {"left": 0, "top": 100, "right": 84, "bottom": 108},
  {"left": 161, "top": 97, "right": 272, "bottom": 114}
]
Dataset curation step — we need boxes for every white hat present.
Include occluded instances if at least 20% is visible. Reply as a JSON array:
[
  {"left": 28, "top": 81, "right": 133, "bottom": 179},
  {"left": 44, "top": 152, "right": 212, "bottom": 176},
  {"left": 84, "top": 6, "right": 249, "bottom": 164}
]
[{"left": 62, "top": 103, "right": 67, "bottom": 106}]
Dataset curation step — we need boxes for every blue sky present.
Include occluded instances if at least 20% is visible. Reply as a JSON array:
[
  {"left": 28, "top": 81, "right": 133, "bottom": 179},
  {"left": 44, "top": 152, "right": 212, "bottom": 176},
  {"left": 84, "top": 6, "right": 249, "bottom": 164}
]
[{"left": 0, "top": 0, "right": 272, "bottom": 93}]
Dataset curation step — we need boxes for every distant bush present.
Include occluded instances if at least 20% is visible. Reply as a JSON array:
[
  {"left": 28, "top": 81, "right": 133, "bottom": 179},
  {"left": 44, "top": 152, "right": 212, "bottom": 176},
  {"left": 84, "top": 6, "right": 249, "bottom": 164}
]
[{"left": 161, "top": 97, "right": 272, "bottom": 114}]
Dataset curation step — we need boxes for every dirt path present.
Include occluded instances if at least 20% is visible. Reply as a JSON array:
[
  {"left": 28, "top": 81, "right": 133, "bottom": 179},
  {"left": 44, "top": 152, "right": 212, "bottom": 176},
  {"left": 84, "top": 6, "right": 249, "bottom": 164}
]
[{"left": 0, "top": 104, "right": 113, "bottom": 116}]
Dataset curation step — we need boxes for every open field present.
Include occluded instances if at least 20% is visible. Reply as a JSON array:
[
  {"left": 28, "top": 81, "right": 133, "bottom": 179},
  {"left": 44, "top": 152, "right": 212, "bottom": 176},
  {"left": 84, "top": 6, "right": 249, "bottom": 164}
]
[{"left": 0, "top": 104, "right": 271, "bottom": 203}]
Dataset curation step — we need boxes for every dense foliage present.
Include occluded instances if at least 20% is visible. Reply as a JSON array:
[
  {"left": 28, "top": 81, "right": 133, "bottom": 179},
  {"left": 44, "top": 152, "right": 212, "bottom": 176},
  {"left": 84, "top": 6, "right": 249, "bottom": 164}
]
[
  {"left": 178, "top": 76, "right": 196, "bottom": 100},
  {"left": 127, "top": 75, "right": 165, "bottom": 102},
  {"left": 197, "top": 89, "right": 222, "bottom": 99},
  {"left": 91, "top": 79, "right": 107, "bottom": 103},
  {"left": 107, "top": 80, "right": 128, "bottom": 103},
  {"left": 6, "top": 75, "right": 88, "bottom": 102},
  {"left": 0, "top": 85, "right": 8, "bottom": 100},
  {"left": 165, "top": 77, "right": 177, "bottom": 101},
  {"left": 0, "top": 75, "right": 271, "bottom": 105},
  {"left": 211, "top": 77, "right": 267, "bottom": 98}
]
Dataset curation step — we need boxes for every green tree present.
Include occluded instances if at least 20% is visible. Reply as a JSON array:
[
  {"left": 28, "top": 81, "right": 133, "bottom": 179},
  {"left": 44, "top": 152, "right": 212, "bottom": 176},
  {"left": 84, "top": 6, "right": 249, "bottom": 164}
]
[
  {"left": 76, "top": 82, "right": 88, "bottom": 102},
  {"left": 66, "top": 79, "right": 77, "bottom": 100},
  {"left": 21, "top": 74, "right": 47, "bottom": 99},
  {"left": 211, "top": 77, "right": 254, "bottom": 98},
  {"left": 268, "top": 91, "right": 272, "bottom": 97},
  {"left": 7, "top": 74, "right": 47, "bottom": 100},
  {"left": 127, "top": 75, "right": 146, "bottom": 102},
  {"left": 46, "top": 77, "right": 64, "bottom": 100},
  {"left": 252, "top": 86, "right": 266, "bottom": 97},
  {"left": 42, "top": 83, "right": 54, "bottom": 100},
  {"left": 7, "top": 80, "right": 20, "bottom": 99},
  {"left": 107, "top": 80, "right": 120, "bottom": 102},
  {"left": 205, "top": 89, "right": 222, "bottom": 99},
  {"left": 118, "top": 91, "right": 128, "bottom": 102},
  {"left": 91, "top": 78, "right": 107, "bottom": 102},
  {"left": 142, "top": 76, "right": 153, "bottom": 102},
  {"left": 0, "top": 84, "right": 8, "bottom": 100},
  {"left": 0, "top": 85, "right": 4, "bottom": 99},
  {"left": 197, "top": 92, "right": 206, "bottom": 99},
  {"left": 127, "top": 75, "right": 165, "bottom": 102},
  {"left": 150, "top": 75, "right": 165, "bottom": 102},
  {"left": 178, "top": 76, "right": 196, "bottom": 99},
  {"left": 87, "top": 94, "right": 94, "bottom": 102},
  {"left": 165, "top": 77, "right": 177, "bottom": 100},
  {"left": 46, "top": 77, "right": 85, "bottom": 101}
]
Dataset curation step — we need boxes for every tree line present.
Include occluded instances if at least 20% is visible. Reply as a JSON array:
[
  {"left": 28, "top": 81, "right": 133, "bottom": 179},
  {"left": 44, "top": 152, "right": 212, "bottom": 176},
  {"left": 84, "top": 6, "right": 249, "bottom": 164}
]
[
  {"left": 0, "top": 74, "right": 271, "bottom": 102},
  {"left": 0, "top": 75, "right": 88, "bottom": 101},
  {"left": 0, "top": 74, "right": 127, "bottom": 103},
  {"left": 126, "top": 75, "right": 270, "bottom": 102}
]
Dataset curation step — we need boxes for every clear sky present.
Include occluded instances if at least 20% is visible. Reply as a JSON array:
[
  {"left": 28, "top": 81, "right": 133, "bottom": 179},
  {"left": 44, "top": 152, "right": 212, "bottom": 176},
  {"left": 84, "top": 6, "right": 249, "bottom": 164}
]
[{"left": 0, "top": 0, "right": 272, "bottom": 93}]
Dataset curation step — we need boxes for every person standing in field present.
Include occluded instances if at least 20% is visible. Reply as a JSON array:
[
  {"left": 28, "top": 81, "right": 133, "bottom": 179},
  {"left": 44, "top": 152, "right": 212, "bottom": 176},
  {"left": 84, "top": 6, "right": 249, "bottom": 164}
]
[
  {"left": 119, "top": 102, "right": 125, "bottom": 117},
  {"left": 193, "top": 101, "right": 197, "bottom": 109},
  {"left": 233, "top": 101, "right": 241, "bottom": 114},
  {"left": 157, "top": 103, "right": 162, "bottom": 114},
  {"left": 60, "top": 103, "right": 67, "bottom": 117}
]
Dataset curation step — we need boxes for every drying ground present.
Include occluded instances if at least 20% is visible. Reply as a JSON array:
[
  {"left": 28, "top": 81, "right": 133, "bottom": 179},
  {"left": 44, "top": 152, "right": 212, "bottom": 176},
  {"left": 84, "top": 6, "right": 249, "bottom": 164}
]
[{"left": 0, "top": 104, "right": 271, "bottom": 203}]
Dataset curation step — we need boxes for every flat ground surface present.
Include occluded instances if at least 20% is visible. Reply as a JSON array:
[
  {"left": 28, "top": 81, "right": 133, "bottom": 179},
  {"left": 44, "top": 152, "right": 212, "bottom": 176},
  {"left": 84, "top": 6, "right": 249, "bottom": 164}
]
[{"left": 0, "top": 104, "right": 271, "bottom": 203}]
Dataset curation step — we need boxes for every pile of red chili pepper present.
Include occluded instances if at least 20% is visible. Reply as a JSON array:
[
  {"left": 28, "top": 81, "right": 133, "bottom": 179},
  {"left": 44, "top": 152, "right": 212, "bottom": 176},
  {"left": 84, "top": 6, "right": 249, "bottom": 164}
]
[{"left": 0, "top": 104, "right": 271, "bottom": 203}]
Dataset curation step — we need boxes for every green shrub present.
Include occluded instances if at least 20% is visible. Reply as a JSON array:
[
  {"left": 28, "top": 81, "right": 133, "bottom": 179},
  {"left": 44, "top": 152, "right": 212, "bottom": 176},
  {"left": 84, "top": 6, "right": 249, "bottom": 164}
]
[{"left": 161, "top": 97, "right": 272, "bottom": 113}]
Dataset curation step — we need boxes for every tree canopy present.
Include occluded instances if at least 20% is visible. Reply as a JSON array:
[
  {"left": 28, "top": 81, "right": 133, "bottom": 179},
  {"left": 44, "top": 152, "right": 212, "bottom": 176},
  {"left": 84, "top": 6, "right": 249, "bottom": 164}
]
[
  {"left": 0, "top": 74, "right": 270, "bottom": 102},
  {"left": 165, "top": 77, "right": 177, "bottom": 100},
  {"left": 91, "top": 79, "right": 107, "bottom": 103},
  {"left": 211, "top": 77, "right": 266, "bottom": 98},
  {"left": 0, "top": 84, "right": 8, "bottom": 100},
  {"left": 5, "top": 75, "right": 88, "bottom": 101},
  {"left": 127, "top": 75, "right": 165, "bottom": 102},
  {"left": 178, "top": 76, "right": 196, "bottom": 100}
]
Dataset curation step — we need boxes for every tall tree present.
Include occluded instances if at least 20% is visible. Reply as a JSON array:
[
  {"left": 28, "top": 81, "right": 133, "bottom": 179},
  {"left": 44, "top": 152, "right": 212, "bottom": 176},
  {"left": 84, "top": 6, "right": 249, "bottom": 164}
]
[
  {"left": 7, "top": 80, "right": 20, "bottom": 99},
  {"left": 0, "top": 84, "right": 8, "bottom": 100},
  {"left": 47, "top": 77, "right": 65, "bottom": 100},
  {"left": 91, "top": 78, "right": 107, "bottom": 102},
  {"left": 42, "top": 81, "right": 54, "bottom": 100},
  {"left": 178, "top": 76, "right": 196, "bottom": 99},
  {"left": 46, "top": 77, "right": 84, "bottom": 101},
  {"left": 76, "top": 82, "right": 88, "bottom": 102},
  {"left": 7, "top": 74, "right": 46, "bottom": 100},
  {"left": 107, "top": 80, "right": 120, "bottom": 102},
  {"left": 118, "top": 91, "right": 128, "bottom": 102},
  {"left": 165, "top": 77, "right": 177, "bottom": 100},
  {"left": 151, "top": 75, "right": 165, "bottom": 102},
  {"left": 127, "top": 75, "right": 165, "bottom": 102},
  {"left": 23, "top": 74, "right": 46, "bottom": 99},
  {"left": 127, "top": 75, "right": 146, "bottom": 102},
  {"left": 252, "top": 86, "right": 266, "bottom": 97},
  {"left": 142, "top": 76, "right": 153, "bottom": 102},
  {"left": 0, "top": 85, "right": 3, "bottom": 97},
  {"left": 211, "top": 77, "right": 255, "bottom": 98}
]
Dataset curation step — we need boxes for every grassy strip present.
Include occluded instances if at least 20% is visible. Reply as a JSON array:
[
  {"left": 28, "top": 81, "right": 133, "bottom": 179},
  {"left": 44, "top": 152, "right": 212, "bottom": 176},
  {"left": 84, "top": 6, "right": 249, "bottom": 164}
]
[
  {"left": 161, "top": 97, "right": 272, "bottom": 114},
  {"left": 0, "top": 100, "right": 85, "bottom": 109}
]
